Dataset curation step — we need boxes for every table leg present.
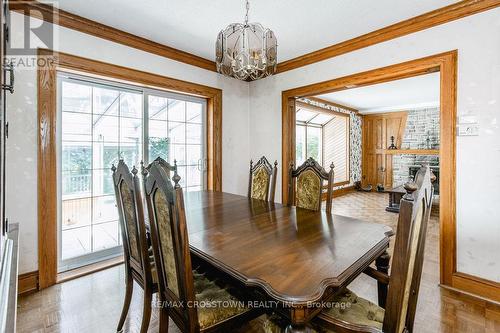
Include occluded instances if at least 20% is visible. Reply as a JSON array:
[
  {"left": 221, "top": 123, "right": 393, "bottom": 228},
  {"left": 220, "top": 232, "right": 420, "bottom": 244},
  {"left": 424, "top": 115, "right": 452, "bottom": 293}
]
[
  {"left": 375, "top": 250, "right": 390, "bottom": 308},
  {"left": 285, "top": 324, "right": 312, "bottom": 333},
  {"left": 286, "top": 308, "right": 312, "bottom": 333}
]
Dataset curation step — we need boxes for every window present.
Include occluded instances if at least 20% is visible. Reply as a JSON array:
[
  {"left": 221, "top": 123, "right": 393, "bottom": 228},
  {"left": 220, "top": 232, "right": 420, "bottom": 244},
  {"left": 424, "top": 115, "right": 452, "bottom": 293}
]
[
  {"left": 58, "top": 73, "right": 206, "bottom": 271},
  {"left": 295, "top": 102, "right": 350, "bottom": 185},
  {"left": 147, "top": 95, "right": 204, "bottom": 191},
  {"left": 295, "top": 124, "right": 322, "bottom": 165},
  {"left": 323, "top": 115, "right": 350, "bottom": 184}
]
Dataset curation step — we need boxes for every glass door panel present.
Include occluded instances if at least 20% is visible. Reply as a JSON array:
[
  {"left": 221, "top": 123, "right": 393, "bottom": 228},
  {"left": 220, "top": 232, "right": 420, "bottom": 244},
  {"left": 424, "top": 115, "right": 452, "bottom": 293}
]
[
  {"left": 146, "top": 94, "right": 206, "bottom": 191},
  {"left": 58, "top": 73, "right": 206, "bottom": 273},
  {"left": 58, "top": 75, "right": 142, "bottom": 272}
]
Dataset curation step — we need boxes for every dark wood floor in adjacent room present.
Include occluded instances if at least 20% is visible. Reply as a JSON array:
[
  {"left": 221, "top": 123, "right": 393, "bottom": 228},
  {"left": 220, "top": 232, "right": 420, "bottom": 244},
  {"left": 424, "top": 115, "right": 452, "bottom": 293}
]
[{"left": 17, "top": 192, "right": 500, "bottom": 332}]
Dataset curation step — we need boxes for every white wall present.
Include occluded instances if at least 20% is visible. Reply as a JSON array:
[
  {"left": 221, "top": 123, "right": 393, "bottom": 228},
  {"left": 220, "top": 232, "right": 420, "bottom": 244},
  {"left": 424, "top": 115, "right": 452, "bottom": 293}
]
[
  {"left": 8, "top": 9, "right": 500, "bottom": 283},
  {"left": 7, "top": 12, "right": 250, "bottom": 274},
  {"left": 249, "top": 9, "right": 500, "bottom": 282}
]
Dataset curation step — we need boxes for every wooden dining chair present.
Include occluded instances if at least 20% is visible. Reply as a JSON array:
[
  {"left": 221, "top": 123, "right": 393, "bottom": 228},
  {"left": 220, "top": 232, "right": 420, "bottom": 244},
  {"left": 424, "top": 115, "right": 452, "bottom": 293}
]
[
  {"left": 142, "top": 159, "right": 260, "bottom": 332},
  {"left": 112, "top": 160, "right": 158, "bottom": 333},
  {"left": 248, "top": 156, "right": 278, "bottom": 202},
  {"left": 288, "top": 157, "right": 335, "bottom": 213},
  {"left": 309, "top": 165, "right": 435, "bottom": 333},
  {"left": 145, "top": 156, "right": 177, "bottom": 179}
]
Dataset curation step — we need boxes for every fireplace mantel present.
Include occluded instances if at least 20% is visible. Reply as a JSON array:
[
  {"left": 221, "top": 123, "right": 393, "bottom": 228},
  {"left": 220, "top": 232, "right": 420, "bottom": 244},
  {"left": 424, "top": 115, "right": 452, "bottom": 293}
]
[{"left": 385, "top": 149, "right": 439, "bottom": 155}]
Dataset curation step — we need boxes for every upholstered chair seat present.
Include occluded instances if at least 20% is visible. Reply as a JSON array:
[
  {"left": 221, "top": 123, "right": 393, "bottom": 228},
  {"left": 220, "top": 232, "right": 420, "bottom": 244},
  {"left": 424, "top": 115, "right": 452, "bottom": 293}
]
[
  {"left": 192, "top": 271, "right": 249, "bottom": 330},
  {"left": 261, "top": 289, "right": 383, "bottom": 333},
  {"left": 264, "top": 167, "right": 435, "bottom": 333},
  {"left": 143, "top": 158, "right": 260, "bottom": 332},
  {"left": 319, "top": 289, "right": 384, "bottom": 330}
]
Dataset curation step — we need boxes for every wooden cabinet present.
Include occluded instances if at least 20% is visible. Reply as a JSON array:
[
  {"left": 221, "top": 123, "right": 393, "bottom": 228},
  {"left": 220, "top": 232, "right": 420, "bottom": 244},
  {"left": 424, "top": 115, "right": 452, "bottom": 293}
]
[{"left": 362, "top": 112, "right": 407, "bottom": 189}]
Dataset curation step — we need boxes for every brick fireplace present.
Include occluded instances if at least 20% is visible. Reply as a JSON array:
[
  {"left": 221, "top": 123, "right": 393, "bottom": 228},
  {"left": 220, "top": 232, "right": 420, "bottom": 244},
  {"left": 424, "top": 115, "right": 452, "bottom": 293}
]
[{"left": 392, "top": 108, "right": 440, "bottom": 189}]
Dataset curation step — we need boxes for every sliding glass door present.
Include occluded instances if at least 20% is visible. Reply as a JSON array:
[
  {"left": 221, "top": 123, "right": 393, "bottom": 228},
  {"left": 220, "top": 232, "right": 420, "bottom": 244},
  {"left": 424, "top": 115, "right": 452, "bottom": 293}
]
[
  {"left": 147, "top": 93, "right": 205, "bottom": 191},
  {"left": 57, "top": 73, "right": 206, "bottom": 272}
]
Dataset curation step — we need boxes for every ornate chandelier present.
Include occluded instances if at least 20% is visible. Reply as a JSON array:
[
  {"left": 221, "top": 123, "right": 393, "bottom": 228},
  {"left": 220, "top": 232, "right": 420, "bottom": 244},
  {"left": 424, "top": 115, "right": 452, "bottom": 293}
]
[{"left": 215, "top": 0, "right": 277, "bottom": 81}]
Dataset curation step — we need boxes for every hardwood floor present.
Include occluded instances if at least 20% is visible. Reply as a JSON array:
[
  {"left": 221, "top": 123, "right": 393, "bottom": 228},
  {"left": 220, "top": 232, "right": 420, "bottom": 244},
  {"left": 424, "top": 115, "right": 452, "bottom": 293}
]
[
  {"left": 17, "top": 192, "right": 500, "bottom": 332},
  {"left": 334, "top": 192, "right": 500, "bottom": 333}
]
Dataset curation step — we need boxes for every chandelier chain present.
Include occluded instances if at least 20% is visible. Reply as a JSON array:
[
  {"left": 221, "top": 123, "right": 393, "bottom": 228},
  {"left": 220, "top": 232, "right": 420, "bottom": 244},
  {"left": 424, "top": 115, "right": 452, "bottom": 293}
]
[{"left": 244, "top": 0, "right": 250, "bottom": 25}]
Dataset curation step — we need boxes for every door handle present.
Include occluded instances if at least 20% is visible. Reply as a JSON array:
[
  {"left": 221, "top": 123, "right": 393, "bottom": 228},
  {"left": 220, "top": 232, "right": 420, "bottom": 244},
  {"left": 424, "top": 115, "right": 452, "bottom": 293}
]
[
  {"left": 2, "top": 61, "right": 14, "bottom": 94},
  {"left": 197, "top": 158, "right": 202, "bottom": 171}
]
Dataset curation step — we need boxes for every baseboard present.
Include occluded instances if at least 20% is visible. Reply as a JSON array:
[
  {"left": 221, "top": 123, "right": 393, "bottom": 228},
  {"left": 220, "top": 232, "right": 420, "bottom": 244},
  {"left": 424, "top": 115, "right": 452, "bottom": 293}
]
[
  {"left": 440, "top": 283, "right": 500, "bottom": 308},
  {"left": 321, "top": 185, "right": 355, "bottom": 201},
  {"left": 450, "top": 272, "right": 500, "bottom": 303},
  {"left": 334, "top": 186, "right": 356, "bottom": 197},
  {"left": 18, "top": 270, "right": 39, "bottom": 296},
  {"left": 18, "top": 257, "right": 124, "bottom": 295}
]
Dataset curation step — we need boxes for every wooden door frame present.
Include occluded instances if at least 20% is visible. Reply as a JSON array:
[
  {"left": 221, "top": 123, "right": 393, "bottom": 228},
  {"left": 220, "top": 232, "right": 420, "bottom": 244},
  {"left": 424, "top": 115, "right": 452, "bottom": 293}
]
[
  {"left": 37, "top": 49, "right": 223, "bottom": 289},
  {"left": 282, "top": 51, "right": 463, "bottom": 291}
]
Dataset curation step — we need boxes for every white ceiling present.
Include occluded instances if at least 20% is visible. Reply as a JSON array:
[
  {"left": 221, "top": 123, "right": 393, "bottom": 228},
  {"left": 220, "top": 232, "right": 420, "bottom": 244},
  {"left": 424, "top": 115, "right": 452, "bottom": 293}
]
[
  {"left": 315, "top": 72, "right": 440, "bottom": 114},
  {"left": 45, "top": 0, "right": 459, "bottom": 62}
]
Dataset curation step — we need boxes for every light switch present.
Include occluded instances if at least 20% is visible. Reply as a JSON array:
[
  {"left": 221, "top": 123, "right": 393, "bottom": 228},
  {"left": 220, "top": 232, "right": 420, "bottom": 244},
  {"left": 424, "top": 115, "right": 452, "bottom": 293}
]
[{"left": 457, "top": 124, "right": 479, "bottom": 136}]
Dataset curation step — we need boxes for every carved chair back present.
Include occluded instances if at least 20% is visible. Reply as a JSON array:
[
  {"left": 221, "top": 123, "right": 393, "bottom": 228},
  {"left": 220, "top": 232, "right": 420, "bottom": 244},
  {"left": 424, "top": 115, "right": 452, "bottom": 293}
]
[
  {"left": 383, "top": 165, "right": 434, "bottom": 333},
  {"left": 248, "top": 156, "right": 278, "bottom": 202},
  {"left": 143, "top": 159, "right": 199, "bottom": 332},
  {"left": 288, "top": 157, "right": 334, "bottom": 213},
  {"left": 148, "top": 156, "right": 177, "bottom": 178},
  {"left": 112, "top": 160, "right": 154, "bottom": 287}
]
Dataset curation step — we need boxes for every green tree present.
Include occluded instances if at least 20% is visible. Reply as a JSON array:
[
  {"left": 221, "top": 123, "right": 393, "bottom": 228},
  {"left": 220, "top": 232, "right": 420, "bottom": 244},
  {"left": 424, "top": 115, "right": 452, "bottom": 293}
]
[
  {"left": 307, "top": 135, "right": 319, "bottom": 161},
  {"left": 149, "top": 137, "right": 170, "bottom": 161}
]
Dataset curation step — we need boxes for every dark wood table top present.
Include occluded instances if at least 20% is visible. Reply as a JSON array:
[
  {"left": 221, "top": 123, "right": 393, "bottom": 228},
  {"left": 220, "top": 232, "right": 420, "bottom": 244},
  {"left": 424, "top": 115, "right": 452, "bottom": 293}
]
[{"left": 184, "top": 191, "right": 393, "bottom": 305}]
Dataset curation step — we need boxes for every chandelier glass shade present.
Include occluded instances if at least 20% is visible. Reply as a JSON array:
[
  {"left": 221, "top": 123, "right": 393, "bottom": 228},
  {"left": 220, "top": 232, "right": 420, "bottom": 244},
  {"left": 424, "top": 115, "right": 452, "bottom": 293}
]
[{"left": 215, "top": 2, "right": 277, "bottom": 81}]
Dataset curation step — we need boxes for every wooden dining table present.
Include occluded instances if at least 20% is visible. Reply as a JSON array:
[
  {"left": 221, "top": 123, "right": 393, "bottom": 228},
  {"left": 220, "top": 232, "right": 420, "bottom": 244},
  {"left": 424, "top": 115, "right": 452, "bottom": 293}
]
[{"left": 183, "top": 191, "right": 393, "bottom": 332}]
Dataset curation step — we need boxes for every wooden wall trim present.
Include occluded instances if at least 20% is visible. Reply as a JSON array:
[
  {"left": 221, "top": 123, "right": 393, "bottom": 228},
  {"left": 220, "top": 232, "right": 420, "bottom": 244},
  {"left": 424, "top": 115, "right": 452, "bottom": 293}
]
[
  {"left": 38, "top": 54, "right": 57, "bottom": 289},
  {"left": 282, "top": 52, "right": 445, "bottom": 99},
  {"left": 10, "top": 0, "right": 216, "bottom": 72},
  {"left": 18, "top": 271, "right": 39, "bottom": 296},
  {"left": 282, "top": 50, "right": 461, "bottom": 293},
  {"left": 12, "top": 1, "right": 500, "bottom": 76},
  {"left": 37, "top": 49, "right": 222, "bottom": 289},
  {"left": 283, "top": 50, "right": 500, "bottom": 304},
  {"left": 451, "top": 273, "right": 500, "bottom": 303},
  {"left": 321, "top": 185, "right": 355, "bottom": 201},
  {"left": 440, "top": 284, "right": 500, "bottom": 308},
  {"left": 440, "top": 51, "right": 458, "bottom": 287},
  {"left": 277, "top": 0, "right": 500, "bottom": 73}
]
